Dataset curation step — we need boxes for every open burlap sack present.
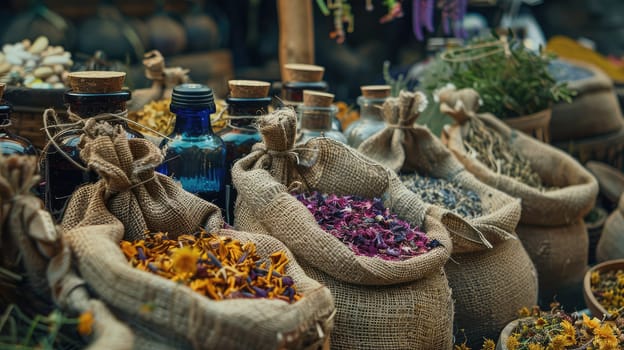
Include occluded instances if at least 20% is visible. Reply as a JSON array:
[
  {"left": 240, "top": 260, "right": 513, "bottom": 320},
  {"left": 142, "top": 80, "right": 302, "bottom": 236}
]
[
  {"left": 358, "top": 90, "right": 537, "bottom": 345},
  {"left": 440, "top": 87, "right": 596, "bottom": 307},
  {"left": 60, "top": 120, "right": 335, "bottom": 350},
  {"left": 0, "top": 154, "right": 133, "bottom": 350},
  {"left": 597, "top": 194, "right": 624, "bottom": 262},
  {"left": 232, "top": 108, "right": 455, "bottom": 349},
  {"left": 441, "top": 90, "right": 598, "bottom": 226}
]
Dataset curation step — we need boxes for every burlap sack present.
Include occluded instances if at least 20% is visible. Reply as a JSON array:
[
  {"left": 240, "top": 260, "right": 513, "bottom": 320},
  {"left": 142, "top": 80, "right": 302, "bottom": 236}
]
[
  {"left": 441, "top": 92, "right": 598, "bottom": 226},
  {"left": 516, "top": 220, "right": 588, "bottom": 304},
  {"left": 597, "top": 194, "right": 624, "bottom": 262},
  {"left": 60, "top": 120, "right": 335, "bottom": 350},
  {"left": 441, "top": 87, "right": 596, "bottom": 306},
  {"left": 232, "top": 108, "right": 455, "bottom": 349},
  {"left": 0, "top": 155, "right": 133, "bottom": 350},
  {"left": 358, "top": 90, "right": 537, "bottom": 344}
]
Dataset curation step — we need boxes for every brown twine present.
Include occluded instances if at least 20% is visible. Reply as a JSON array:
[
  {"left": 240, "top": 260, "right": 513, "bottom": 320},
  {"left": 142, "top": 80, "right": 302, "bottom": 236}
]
[{"left": 41, "top": 108, "right": 174, "bottom": 173}]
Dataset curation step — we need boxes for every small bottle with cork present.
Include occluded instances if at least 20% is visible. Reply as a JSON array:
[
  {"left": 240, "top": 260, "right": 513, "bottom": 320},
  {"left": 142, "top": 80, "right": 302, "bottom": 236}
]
[
  {"left": 43, "top": 71, "right": 142, "bottom": 221},
  {"left": 156, "top": 83, "right": 226, "bottom": 209},
  {"left": 296, "top": 90, "right": 347, "bottom": 144},
  {"left": 281, "top": 63, "right": 342, "bottom": 131},
  {"left": 0, "top": 83, "right": 36, "bottom": 156},
  {"left": 344, "top": 85, "right": 392, "bottom": 148},
  {"left": 218, "top": 79, "right": 270, "bottom": 223}
]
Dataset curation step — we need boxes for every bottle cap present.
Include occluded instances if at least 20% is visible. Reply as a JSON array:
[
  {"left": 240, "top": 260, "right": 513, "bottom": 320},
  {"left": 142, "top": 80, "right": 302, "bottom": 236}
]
[
  {"left": 361, "top": 85, "right": 391, "bottom": 99},
  {"left": 228, "top": 80, "right": 270, "bottom": 98},
  {"left": 67, "top": 71, "right": 126, "bottom": 93},
  {"left": 171, "top": 83, "right": 216, "bottom": 111},
  {"left": 283, "top": 63, "right": 325, "bottom": 82},
  {"left": 303, "top": 90, "right": 334, "bottom": 107}
]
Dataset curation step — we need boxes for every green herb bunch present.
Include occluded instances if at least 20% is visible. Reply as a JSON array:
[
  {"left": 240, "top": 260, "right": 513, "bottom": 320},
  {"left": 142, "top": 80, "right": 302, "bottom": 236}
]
[{"left": 421, "top": 33, "right": 574, "bottom": 119}]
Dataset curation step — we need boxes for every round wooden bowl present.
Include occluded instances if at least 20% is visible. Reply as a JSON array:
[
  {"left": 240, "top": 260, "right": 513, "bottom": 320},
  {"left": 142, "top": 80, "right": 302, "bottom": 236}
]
[
  {"left": 583, "top": 259, "right": 624, "bottom": 319},
  {"left": 228, "top": 80, "right": 270, "bottom": 98},
  {"left": 361, "top": 85, "right": 391, "bottom": 99},
  {"left": 283, "top": 63, "right": 324, "bottom": 82},
  {"left": 303, "top": 90, "right": 334, "bottom": 107},
  {"left": 67, "top": 71, "right": 126, "bottom": 93}
]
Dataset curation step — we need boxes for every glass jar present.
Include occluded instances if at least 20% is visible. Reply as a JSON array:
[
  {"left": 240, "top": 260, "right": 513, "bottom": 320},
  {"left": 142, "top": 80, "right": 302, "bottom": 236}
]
[
  {"left": 156, "top": 84, "right": 226, "bottom": 208},
  {"left": 296, "top": 104, "right": 347, "bottom": 144},
  {"left": 43, "top": 89, "right": 140, "bottom": 221},
  {"left": 282, "top": 81, "right": 342, "bottom": 131},
  {"left": 0, "top": 104, "right": 36, "bottom": 155},
  {"left": 344, "top": 95, "right": 388, "bottom": 148},
  {"left": 217, "top": 96, "right": 269, "bottom": 223}
]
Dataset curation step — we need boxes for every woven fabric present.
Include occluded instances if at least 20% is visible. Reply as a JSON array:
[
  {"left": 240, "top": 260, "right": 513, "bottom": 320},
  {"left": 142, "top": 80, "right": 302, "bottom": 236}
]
[
  {"left": 61, "top": 121, "right": 335, "bottom": 350},
  {"left": 443, "top": 112, "right": 598, "bottom": 226},
  {"left": 597, "top": 198, "right": 624, "bottom": 262},
  {"left": 516, "top": 219, "right": 589, "bottom": 301},
  {"left": 357, "top": 91, "right": 536, "bottom": 341},
  {"left": 232, "top": 108, "right": 454, "bottom": 349}
]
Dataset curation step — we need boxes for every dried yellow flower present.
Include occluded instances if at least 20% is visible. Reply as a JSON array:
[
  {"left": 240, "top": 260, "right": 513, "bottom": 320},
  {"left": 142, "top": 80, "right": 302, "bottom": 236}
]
[{"left": 506, "top": 334, "right": 520, "bottom": 350}]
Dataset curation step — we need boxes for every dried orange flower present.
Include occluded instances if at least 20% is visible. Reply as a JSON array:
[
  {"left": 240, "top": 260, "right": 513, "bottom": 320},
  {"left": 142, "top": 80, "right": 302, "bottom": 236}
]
[
  {"left": 120, "top": 230, "right": 302, "bottom": 303},
  {"left": 77, "top": 311, "right": 94, "bottom": 336}
]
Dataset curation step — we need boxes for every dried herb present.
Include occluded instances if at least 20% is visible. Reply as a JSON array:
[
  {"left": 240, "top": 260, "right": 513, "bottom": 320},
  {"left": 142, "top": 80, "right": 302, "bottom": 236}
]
[
  {"left": 400, "top": 173, "right": 482, "bottom": 219},
  {"left": 498, "top": 304, "right": 624, "bottom": 350},
  {"left": 463, "top": 117, "right": 551, "bottom": 191},
  {"left": 120, "top": 231, "right": 302, "bottom": 303},
  {"left": 294, "top": 191, "right": 438, "bottom": 261},
  {"left": 591, "top": 269, "right": 624, "bottom": 317}
]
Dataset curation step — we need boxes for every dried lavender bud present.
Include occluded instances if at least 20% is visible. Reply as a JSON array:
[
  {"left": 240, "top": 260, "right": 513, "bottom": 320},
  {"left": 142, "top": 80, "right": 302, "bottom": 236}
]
[{"left": 400, "top": 173, "right": 483, "bottom": 219}]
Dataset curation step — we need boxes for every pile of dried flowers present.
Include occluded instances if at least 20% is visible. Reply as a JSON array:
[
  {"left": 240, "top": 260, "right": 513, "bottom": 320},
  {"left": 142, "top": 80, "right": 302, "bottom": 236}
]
[
  {"left": 294, "top": 191, "right": 438, "bottom": 261},
  {"left": 590, "top": 269, "right": 624, "bottom": 317},
  {"left": 454, "top": 304, "right": 624, "bottom": 350},
  {"left": 120, "top": 231, "right": 302, "bottom": 303}
]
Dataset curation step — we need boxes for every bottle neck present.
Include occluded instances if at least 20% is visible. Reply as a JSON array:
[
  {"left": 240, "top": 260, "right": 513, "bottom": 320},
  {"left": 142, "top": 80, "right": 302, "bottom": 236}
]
[
  {"left": 227, "top": 100, "right": 269, "bottom": 128},
  {"left": 172, "top": 107, "right": 214, "bottom": 136},
  {"left": 358, "top": 96, "right": 386, "bottom": 121},
  {"left": 299, "top": 106, "right": 336, "bottom": 131}
]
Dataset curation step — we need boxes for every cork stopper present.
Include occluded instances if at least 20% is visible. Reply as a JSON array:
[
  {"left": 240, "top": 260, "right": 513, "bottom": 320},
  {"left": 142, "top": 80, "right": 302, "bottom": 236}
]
[
  {"left": 283, "top": 63, "right": 325, "bottom": 82},
  {"left": 67, "top": 71, "right": 126, "bottom": 93},
  {"left": 228, "top": 80, "right": 271, "bottom": 98},
  {"left": 303, "top": 90, "right": 334, "bottom": 107},
  {"left": 0, "top": 83, "right": 5, "bottom": 101},
  {"left": 361, "top": 85, "right": 391, "bottom": 99}
]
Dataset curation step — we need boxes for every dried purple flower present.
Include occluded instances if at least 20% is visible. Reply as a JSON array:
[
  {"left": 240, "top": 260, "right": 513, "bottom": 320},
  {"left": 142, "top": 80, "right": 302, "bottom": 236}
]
[{"left": 294, "top": 191, "right": 438, "bottom": 261}]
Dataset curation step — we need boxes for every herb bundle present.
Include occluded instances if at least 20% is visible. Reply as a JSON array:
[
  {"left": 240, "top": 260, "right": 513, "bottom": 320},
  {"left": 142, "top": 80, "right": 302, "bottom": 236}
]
[
  {"left": 591, "top": 269, "right": 624, "bottom": 317},
  {"left": 294, "top": 191, "right": 438, "bottom": 261},
  {"left": 400, "top": 173, "right": 483, "bottom": 218},
  {"left": 120, "top": 231, "right": 302, "bottom": 303}
]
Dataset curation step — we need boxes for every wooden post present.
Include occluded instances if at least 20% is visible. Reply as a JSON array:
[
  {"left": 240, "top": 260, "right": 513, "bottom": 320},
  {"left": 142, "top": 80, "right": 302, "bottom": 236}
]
[{"left": 277, "top": 0, "right": 315, "bottom": 81}]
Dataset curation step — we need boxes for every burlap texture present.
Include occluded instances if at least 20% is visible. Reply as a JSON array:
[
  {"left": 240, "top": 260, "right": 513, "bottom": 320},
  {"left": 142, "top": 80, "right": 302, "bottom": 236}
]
[
  {"left": 0, "top": 155, "right": 133, "bottom": 350},
  {"left": 443, "top": 112, "right": 598, "bottom": 226},
  {"left": 446, "top": 237, "right": 538, "bottom": 347},
  {"left": 61, "top": 120, "right": 335, "bottom": 350},
  {"left": 597, "top": 194, "right": 624, "bottom": 262},
  {"left": 357, "top": 91, "right": 535, "bottom": 342},
  {"left": 516, "top": 219, "right": 589, "bottom": 301},
  {"left": 232, "top": 108, "right": 454, "bottom": 349}
]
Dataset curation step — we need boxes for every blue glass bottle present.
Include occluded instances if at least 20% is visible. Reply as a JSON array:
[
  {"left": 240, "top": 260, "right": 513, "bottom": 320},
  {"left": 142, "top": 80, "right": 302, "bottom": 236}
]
[
  {"left": 157, "top": 84, "right": 226, "bottom": 207},
  {"left": 217, "top": 96, "right": 268, "bottom": 223},
  {"left": 44, "top": 89, "right": 142, "bottom": 221},
  {"left": 0, "top": 103, "right": 36, "bottom": 155}
]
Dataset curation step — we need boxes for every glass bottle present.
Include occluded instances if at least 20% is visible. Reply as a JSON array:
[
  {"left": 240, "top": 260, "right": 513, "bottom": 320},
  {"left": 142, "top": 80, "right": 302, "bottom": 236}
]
[
  {"left": 44, "top": 89, "right": 141, "bottom": 221},
  {"left": 282, "top": 81, "right": 342, "bottom": 132},
  {"left": 296, "top": 104, "right": 347, "bottom": 144},
  {"left": 0, "top": 103, "right": 37, "bottom": 155},
  {"left": 156, "top": 84, "right": 226, "bottom": 208},
  {"left": 344, "top": 86, "right": 391, "bottom": 148},
  {"left": 217, "top": 96, "right": 268, "bottom": 224}
]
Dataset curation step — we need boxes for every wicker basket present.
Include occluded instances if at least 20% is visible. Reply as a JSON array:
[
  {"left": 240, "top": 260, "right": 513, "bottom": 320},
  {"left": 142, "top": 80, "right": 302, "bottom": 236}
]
[{"left": 4, "top": 87, "right": 67, "bottom": 150}]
